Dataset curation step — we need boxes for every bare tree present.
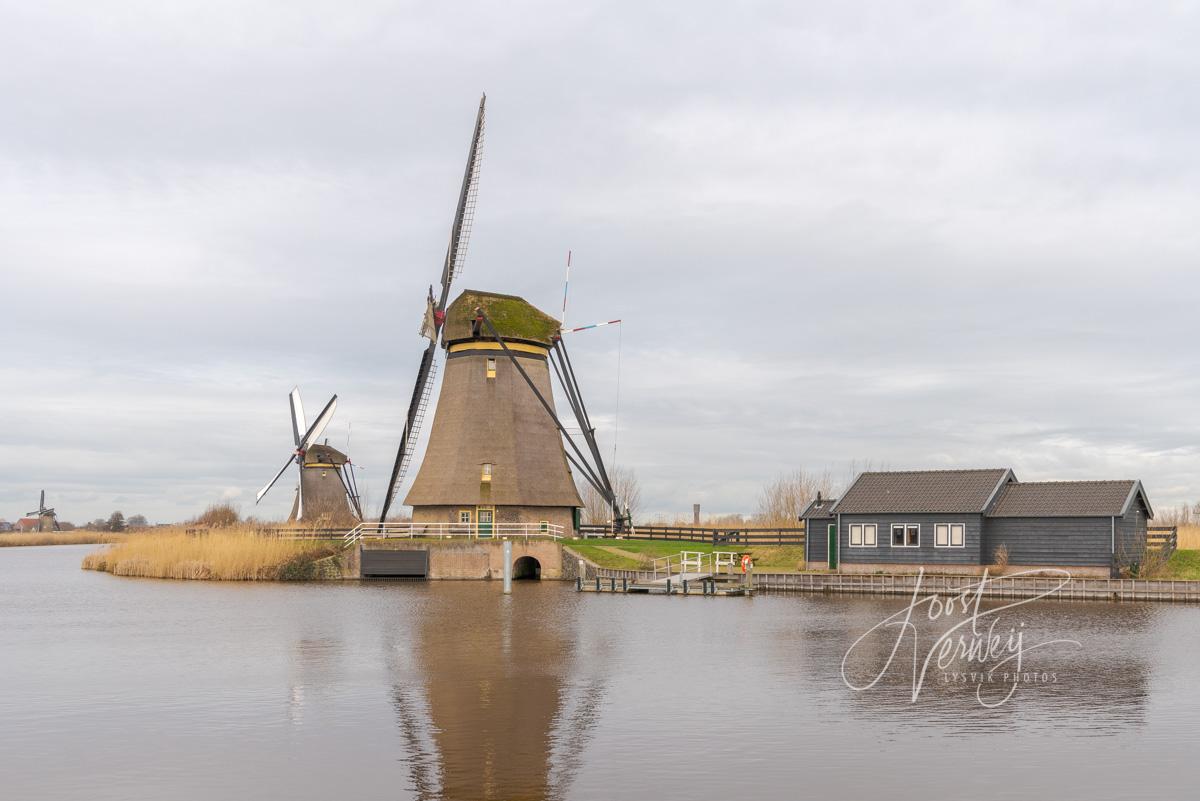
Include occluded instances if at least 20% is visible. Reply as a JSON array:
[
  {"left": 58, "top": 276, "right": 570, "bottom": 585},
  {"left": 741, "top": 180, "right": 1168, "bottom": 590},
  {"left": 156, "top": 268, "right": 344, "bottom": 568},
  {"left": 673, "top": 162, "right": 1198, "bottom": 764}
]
[
  {"left": 579, "top": 467, "right": 642, "bottom": 524},
  {"left": 755, "top": 469, "right": 834, "bottom": 527}
]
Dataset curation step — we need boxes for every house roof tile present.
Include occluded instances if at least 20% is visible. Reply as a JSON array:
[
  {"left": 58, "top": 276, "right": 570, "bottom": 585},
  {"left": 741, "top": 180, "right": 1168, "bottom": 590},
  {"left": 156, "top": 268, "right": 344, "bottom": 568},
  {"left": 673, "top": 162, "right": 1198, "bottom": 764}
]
[
  {"left": 832, "top": 469, "right": 1013, "bottom": 514},
  {"left": 987, "top": 480, "right": 1150, "bottom": 518}
]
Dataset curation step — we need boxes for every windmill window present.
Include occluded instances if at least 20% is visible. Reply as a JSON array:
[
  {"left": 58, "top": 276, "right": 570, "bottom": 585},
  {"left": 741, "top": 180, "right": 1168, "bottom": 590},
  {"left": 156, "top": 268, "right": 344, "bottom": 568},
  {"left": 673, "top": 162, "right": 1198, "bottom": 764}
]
[
  {"left": 486, "top": 358, "right": 497, "bottom": 379},
  {"left": 481, "top": 463, "right": 493, "bottom": 482},
  {"left": 459, "top": 510, "right": 472, "bottom": 524}
]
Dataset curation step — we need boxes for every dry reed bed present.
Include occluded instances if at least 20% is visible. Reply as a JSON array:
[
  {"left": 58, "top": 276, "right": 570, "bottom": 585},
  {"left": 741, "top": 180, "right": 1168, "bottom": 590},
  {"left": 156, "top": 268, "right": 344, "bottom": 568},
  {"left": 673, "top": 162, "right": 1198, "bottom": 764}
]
[
  {"left": 81, "top": 527, "right": 337, "bottom": 580},
  {"left": 1, "top": 531, "right": 128, "bottom": 547},
  {"left": 1175, "top": 524, "right": 1200, "bottom": 550}
]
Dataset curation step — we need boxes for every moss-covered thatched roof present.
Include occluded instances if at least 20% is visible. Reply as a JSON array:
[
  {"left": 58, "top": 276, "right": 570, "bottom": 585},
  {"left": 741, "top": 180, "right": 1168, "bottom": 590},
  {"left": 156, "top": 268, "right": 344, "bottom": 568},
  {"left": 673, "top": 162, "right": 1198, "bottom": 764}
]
[{"left": 443, "top": 290, "right": 560, "bottom": 346}]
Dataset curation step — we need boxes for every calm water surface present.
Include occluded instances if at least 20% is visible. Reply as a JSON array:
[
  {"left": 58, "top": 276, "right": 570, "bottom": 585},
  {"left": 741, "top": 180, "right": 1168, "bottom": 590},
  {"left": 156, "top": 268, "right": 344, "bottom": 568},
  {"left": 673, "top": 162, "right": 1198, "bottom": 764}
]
[{"left": 2, "top": 545, "right": 1198, "bottom": 800}]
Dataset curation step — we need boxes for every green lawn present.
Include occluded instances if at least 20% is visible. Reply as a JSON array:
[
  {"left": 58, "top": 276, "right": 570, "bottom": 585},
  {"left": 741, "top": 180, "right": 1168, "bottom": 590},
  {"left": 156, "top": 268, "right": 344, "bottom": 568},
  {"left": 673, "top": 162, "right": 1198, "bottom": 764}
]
[
  {"left": 1166, "top": 549, "right": 1200, "bottom": 579},
  {"left": 563, "top": 538, "right": 808, "bottom": 572},
  {"left": 566, "top": 542, "right": 1200, "bottom": 579}
]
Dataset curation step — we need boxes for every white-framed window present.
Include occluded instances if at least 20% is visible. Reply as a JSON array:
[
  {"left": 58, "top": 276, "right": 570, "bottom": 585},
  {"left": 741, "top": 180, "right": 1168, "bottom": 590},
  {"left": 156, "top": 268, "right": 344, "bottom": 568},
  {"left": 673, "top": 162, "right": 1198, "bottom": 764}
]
[
  {"left": 849, "top": 523, "right": 877, "bottom": 547},
  {"left": 459, "top": 510, "right": 472, "bottom": 524},
  {"left": 486, "top": 358, "right": 497, "bottom": 378},
  {"left": 935, "top": 523, "right": 966, "bottom": 548},
  {"left": 481, "top": 463, "right": 493, "bottom": 482},
  {"left": 891, "top": 523, "right": 920, "bottom": 547}
]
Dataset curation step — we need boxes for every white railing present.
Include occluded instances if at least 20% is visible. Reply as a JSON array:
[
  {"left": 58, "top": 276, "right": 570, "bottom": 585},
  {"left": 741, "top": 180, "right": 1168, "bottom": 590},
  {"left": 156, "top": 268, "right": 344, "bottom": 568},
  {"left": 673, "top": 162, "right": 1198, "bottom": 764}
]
[
  {"left": 713, "top": 551, "right": 740, "bottom": 574},
  {"left": 343, "top": 521, "right": 565, "bottom": 548},
  {"left": 651, "top": 550, "right": 741, "bottom": 579},
  {"left": 680, "top": 551, "right": 706, "bottom": 573}
]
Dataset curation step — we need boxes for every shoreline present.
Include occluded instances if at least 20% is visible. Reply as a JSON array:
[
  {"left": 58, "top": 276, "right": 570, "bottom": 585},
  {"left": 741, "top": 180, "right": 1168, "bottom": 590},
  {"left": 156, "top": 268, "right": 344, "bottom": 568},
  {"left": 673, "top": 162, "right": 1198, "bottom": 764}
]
[{"left": 1, "top": 532, "right": 127, "bottom": 548}]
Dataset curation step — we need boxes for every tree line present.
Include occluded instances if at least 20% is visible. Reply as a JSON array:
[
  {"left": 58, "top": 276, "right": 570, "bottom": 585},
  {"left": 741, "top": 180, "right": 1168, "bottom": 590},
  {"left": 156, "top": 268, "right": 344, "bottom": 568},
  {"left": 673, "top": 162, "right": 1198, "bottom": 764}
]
[{"left": 83, "top": 512, "right": 150, "bottom": 532}]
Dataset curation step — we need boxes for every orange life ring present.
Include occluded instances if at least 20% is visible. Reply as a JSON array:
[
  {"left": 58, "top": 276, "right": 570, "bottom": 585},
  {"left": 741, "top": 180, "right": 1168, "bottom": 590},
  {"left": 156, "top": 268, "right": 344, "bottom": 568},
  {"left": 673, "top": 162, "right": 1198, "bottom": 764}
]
[{"left": 740, "top": 554, "right": 753, "bottom": 573}]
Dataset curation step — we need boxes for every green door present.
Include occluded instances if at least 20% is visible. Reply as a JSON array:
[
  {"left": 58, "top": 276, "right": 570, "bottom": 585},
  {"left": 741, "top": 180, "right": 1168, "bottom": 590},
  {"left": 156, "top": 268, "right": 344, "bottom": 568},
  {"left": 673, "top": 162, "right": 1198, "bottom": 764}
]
[
  {"left": 827, "top": 523, "right": 838, "bottom": 570},
  {"left": 477, "top": 508, "right": 494, "bottom": 538}
]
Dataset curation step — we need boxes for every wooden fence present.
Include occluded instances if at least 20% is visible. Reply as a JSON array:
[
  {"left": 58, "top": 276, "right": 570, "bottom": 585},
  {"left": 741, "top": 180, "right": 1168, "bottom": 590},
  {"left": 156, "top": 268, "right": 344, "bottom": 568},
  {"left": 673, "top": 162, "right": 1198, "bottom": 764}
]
[
  {"left": 1147, "top": 526, "right": 1178, "bottom": 555},
  {"left": 184, "top": 527, "right": 347, "bottom": 539},
  {"left": 578, "top": 523, "right": 806, "bottom": 545}
]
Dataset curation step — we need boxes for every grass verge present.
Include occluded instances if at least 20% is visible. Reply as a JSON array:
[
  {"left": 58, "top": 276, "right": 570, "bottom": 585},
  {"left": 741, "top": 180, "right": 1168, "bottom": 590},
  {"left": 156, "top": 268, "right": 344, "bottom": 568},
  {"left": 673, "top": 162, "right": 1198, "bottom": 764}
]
[
  {"left": 563, "top": 538, "right": 808, "bottom": 572},
  {"left": 81, "top": 527, "right": 339, "bottom": 580},
  {"left": 1165, "top": 549, "right": 1200, "bottom": 580}
]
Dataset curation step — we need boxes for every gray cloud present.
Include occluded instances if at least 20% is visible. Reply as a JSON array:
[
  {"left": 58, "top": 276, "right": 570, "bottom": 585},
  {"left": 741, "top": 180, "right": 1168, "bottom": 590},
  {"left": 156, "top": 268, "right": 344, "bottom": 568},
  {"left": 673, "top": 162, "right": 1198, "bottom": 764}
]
[{"left": 3, "top": 1, "right": 1199, "bottom": 524}]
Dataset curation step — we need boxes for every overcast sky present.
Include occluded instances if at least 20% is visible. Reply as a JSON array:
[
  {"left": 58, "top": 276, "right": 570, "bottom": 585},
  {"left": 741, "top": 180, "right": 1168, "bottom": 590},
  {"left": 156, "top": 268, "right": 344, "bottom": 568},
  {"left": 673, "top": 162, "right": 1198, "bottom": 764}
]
[{"left": 3, "top": 1, "right": 1199, "bottom": 524}]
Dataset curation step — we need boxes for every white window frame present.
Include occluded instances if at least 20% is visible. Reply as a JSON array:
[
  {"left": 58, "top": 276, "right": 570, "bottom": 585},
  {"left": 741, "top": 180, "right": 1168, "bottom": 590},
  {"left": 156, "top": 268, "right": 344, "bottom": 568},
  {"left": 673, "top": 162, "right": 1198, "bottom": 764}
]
[
  {"left": 935, "top": 522, "right": 966, "bottom": 548},
  {"left": 481, "top": 463, "right": 493, "bottom": 482},
  {"left": 486, "top": 357, "right": 497, "bottom": 378},
  {"left": 459, "top": 510, "right": 472, "bottom": 524},
  {"left": 891, "top": 523, "right": 920, "bottom": 548},
  {"left": 848, "top": 523, "right": 877, "bottom": 547}
]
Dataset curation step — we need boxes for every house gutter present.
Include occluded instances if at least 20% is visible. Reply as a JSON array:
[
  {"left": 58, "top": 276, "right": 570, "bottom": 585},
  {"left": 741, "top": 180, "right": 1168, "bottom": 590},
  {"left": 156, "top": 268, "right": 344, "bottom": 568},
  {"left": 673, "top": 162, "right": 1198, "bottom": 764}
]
[{"left": 836, "top": 512, "right": 841, "bottom": 573}]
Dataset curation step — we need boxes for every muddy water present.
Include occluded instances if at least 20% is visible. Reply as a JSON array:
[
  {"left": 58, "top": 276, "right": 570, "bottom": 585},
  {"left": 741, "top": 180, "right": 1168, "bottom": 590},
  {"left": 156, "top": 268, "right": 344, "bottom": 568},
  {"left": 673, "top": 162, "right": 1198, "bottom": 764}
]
[{"left": 1, "top": 545, "right": 1197, "bottom": 800}]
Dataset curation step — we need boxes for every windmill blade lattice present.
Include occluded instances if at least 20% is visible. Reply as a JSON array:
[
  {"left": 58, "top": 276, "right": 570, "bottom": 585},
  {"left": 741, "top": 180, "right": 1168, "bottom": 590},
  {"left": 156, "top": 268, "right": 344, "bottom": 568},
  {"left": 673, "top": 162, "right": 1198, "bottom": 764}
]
[{"left": 379, "top": 94, "right": 487, "bottom": 523}]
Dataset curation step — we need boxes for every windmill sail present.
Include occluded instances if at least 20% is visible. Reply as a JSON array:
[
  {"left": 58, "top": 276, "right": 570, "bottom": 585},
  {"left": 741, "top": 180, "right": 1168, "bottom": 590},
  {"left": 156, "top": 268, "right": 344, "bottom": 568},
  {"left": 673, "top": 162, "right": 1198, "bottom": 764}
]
[
  {"left": 289, "top": 387, "right": 306, "bottom": 448},
  {"left": 379, "top": 94, "right": 487, "bottom": 523}
]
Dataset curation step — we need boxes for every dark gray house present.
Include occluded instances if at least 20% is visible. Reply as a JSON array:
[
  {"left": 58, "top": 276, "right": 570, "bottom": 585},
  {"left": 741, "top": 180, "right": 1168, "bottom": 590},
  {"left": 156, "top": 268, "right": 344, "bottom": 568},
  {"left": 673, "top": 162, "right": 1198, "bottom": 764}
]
[{"left": 802, "top": 469, "right": 1153, "bottom": 578}]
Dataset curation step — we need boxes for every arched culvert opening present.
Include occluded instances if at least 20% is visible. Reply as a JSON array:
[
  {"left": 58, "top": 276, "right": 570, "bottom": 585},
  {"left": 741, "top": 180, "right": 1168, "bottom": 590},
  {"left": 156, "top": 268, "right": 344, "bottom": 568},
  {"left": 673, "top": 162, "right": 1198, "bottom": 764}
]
[{"left": 512, "top": 556, "right": 541, "bottom": 580}]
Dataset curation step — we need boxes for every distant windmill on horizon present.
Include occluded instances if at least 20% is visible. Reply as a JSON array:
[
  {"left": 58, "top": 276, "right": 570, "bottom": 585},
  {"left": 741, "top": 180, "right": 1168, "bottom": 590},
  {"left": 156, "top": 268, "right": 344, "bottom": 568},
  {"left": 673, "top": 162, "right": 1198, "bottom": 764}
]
[
  {"left": 27, "top": 490, "right": 60, "bottom": 532},
  {"left": 256, "top": 388, "right": 362, "bottom": 524}
]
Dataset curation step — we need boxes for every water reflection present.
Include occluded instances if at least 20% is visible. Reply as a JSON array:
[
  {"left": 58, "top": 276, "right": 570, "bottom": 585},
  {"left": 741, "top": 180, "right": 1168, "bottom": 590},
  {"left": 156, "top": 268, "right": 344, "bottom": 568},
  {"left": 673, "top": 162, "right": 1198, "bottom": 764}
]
[
  {"left": 3, "top": 547, "right": 1198, "bottom": 801},
  {"left": 790, "top": 594, "right": 1154, "bottom": 734},
  {"left": 288, "top": 637, "right": 344, "bottom": 725},
  {"left": 383, "top": 584, "right": 604, "bottom": 801}
]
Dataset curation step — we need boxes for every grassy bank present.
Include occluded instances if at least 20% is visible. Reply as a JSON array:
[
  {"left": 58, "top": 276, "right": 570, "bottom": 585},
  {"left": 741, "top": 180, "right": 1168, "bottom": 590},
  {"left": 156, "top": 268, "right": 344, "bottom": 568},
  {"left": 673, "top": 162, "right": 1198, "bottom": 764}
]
[
  {"left": 1, "top": 531, "right": 128, "bottom": 547},
  {"left": 1165, "top": 549, "right": 1200, "bottom": 580},
  {"left": 81, "top": 527, "right": 339, "bottom": 580},
  {"left": 569, "top": 539, "right": 1200, "bottom": 579},
  {"left": 565, "top": 538, "right": 808, "bottom": 572}
]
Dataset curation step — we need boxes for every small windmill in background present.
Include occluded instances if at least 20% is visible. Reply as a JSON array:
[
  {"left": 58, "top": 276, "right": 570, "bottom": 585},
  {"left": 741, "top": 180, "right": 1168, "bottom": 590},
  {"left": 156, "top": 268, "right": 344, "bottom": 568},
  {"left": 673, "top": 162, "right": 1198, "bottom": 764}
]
[
  {"left": 27, "top": 490, "right": 60, "bottom": 532},
  {"left": 256, "top": 388, "right": 362, "bottom": 524}
]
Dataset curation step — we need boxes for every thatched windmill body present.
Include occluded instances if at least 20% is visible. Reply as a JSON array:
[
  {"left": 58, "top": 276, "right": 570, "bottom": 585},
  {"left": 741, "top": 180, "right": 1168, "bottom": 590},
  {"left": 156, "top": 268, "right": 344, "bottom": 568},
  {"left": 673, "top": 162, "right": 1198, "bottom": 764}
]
[
  {"left": 403, "top": 290, "right": 583, "bottom": 533},
  {"left": 378, "top": 95, "right": 627, "bottom": 534}
]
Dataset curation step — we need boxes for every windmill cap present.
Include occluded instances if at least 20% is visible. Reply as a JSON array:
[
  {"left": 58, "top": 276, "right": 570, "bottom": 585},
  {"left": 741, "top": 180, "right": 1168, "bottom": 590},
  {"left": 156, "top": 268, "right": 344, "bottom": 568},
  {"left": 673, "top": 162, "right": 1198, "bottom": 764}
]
[{"left": 443, "top": 289, "right": 560, "bottom": 347}]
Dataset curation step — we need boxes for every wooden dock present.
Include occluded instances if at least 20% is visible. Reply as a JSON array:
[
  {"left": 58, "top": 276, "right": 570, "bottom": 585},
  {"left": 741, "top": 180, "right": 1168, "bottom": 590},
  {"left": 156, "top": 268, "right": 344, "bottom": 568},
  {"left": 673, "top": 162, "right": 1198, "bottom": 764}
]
[
  {"left": 584, "top": 568, "right": 1200, "bottom": 603},
  {"left": 577, "top": 574, "right": 751, "bottom": 597}
]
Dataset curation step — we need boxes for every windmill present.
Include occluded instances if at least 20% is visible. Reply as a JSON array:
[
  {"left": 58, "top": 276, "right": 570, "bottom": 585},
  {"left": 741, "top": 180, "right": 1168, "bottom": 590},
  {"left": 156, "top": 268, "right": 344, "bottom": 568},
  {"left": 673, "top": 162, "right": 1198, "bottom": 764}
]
[
  {"left": 256, "top": 388, "right": 362, "bottom": 523},
  {"left": 378, "top": 95, "right": 629, "bottom": 533},
  {"left": 27, "top": 490, "right": 60, "bottom": 532}
]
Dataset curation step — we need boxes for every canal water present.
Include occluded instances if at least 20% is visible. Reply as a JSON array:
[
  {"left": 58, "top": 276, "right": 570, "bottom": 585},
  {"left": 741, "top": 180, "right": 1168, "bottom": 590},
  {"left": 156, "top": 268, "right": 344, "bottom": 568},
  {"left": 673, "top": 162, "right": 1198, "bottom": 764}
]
[{"left": 2, "top": 545, "right": 1197, "bottom": 800}]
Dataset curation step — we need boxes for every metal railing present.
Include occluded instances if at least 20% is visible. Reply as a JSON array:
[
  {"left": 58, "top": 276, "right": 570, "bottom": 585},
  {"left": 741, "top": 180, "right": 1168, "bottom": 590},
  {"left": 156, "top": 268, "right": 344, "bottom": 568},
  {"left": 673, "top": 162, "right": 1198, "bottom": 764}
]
[
  {"left": 650, "top": 550, "right": 740, "bottom": 579},
  {"left": 343, "top": 521, "right": 565, "bottom": 548}
]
